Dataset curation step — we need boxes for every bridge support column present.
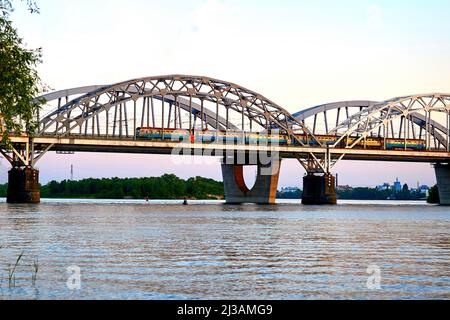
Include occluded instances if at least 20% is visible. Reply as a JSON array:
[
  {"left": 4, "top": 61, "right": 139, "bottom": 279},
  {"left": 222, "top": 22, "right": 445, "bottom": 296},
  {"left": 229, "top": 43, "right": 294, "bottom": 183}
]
[
  {"left": 434, "top": 163, "right": 450, "bottom": 206},
  {"left": 302, "top": 173, "right": 337, "bottom": 205},
  {"left": 7, "top": 167, "right": 40, "bottom": 204},
  {"left": 221, "top": 157, "right": 281, "bottom": 204}
]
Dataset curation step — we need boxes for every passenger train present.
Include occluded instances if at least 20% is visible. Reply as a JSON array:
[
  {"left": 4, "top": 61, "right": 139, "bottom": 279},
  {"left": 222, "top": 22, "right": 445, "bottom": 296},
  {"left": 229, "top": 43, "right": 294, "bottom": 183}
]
[{"left": 136, "top": 127, "right": 426, "bottom": 150}]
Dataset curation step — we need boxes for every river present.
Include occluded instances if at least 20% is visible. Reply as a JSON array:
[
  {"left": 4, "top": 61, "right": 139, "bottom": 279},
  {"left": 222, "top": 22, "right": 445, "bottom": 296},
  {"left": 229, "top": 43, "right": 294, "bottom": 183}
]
[{"left": 0, "top": 199, "right": 448, "bottom": 300}]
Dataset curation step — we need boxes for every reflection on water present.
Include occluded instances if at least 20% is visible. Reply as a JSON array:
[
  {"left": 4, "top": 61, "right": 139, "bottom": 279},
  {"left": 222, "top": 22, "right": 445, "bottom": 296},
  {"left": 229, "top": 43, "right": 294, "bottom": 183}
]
[{"left": 0, "top": 199, "right": 449, "bottom": 300}]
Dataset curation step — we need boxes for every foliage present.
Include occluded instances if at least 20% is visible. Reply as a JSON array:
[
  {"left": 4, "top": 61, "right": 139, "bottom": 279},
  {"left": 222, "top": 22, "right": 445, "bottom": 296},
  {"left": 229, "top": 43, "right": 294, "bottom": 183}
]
[
  {"left": 277, "top": 189, "right": 302, "bottom": 199},
  {"left": 1, "top": 0, "right": 40, "bottom": 16},
  {"left": 0, "top": 181, "right": 6, "bottom": 195},
  {"left": 0, "top": 174, "right": 225, "bottom": 200},
  {"left": 7, "top": 250, "right": 23, "bottom": 288},
  {"left": 337, "top": 187, "right": 392, "bottom": 200},
  {"left": 0, "top": 0, "right": 43, "bottom": 145},
  {"left": 338, "top": 185, "right": 425, "bottom": 201},
  {"left": 277, "top": 184, "right": 428, "bottom": 201},
  {"left": 427, "top": 185, "right": 440, "bottom": 204},
  {"left": 0, "top": 175, "right": 432, "bottom": 201}
]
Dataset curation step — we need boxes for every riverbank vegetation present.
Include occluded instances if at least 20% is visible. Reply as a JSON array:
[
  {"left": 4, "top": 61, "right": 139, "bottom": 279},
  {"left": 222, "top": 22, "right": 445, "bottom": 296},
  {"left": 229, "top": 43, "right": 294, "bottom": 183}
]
[
  {"left": 0, "top": 175, "right": 439, "bottom": 202},
  {"left": 278, "top": 184, "right": 430, "bottom": 201},
  {"left": 0, "top": 174, "right": 225, "bottom": 200},
  {"left": 0, "top": 248, "right": 40, "bottom": 291},
  {"left": 427, "top": 185, "right": 440, "bottom": 204},
  {"left": 337, "top": 186, "right": 427, "bottom": 201},
  {"left": 1, "top": 1, "right": 44, "bottom": 144}
]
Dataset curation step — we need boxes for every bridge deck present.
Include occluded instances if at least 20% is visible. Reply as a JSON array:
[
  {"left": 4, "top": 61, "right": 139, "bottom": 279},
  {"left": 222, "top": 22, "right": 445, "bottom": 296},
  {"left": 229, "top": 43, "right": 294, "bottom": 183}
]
[{"left": 10, "top": 136, "right": 450, "bottom": 163}]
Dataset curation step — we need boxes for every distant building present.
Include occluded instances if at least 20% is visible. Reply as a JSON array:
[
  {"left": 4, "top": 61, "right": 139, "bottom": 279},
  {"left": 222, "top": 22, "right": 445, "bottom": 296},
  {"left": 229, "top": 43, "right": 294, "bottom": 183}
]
[
  {"left": 411, "top": 181, "right": 420, "bottom": 193},
  {"left": 376, "top": 183, "right": 390, "bottom": 191},
  {"left": 411, "top": 183, "right": 429, "bottom": 195},
  {"left": 277, "top": 186, "right": 301, "bottom": 199},
  {"left": 279, "top": 187, "right": 301, "bottom": 193},
  {"left": 337, "top": 185, "right": 353, "bottom": 191},
  {"left": 393, "top": 178, "right": 402, "bottom": 192},
  {"left": 420, "top": 185, "right": 430, "bottom": 196}
]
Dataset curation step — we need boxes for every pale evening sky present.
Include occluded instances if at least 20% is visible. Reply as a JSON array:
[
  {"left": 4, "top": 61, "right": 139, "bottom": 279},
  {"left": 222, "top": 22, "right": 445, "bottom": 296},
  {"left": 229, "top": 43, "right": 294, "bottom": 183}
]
[{"left": 1, "top": 0, "right": 449, "bottom": 188}]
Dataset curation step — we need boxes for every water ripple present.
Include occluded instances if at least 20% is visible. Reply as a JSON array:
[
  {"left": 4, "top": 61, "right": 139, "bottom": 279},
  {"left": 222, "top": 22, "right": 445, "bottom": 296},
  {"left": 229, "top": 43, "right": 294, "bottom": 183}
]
[{"left": 0, "top": 200, "right": 449, "bottom": 300}]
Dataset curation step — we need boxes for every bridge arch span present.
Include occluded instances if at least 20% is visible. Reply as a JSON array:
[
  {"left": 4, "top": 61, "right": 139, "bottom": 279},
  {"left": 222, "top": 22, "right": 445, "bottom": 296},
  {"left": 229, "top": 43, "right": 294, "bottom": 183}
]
[
  {"left": 293, "top": 101, "right": 377, "bottom": 135},
  {"left": 329, "top": 94, "right": 450, "bottom": 151},
  {"left": 290, "top": 96, "right": 450, "bottom": 151},
  {"left": 36, "top": 84, "right": 240, "bottom": 131},
  {"left": 37, "top": 75, "right": 313, "bottom": 143}
]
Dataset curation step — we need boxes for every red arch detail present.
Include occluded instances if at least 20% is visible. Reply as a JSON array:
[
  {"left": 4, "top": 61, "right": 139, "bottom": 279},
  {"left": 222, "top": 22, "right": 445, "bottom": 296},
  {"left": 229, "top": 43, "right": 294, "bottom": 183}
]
[{"left": 233, "top": 165, "right": 250, "bottom": 193}]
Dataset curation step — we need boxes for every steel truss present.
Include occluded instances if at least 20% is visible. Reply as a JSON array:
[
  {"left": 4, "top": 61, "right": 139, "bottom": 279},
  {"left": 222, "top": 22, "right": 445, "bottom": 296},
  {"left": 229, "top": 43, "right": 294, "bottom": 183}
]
[
  {"left": 292, "top": 95, "right": 450, "bottom": 174},
  {"left": 329, "top": 94, "right": 450, "bottom": 151},
  {"left": 1, "top": 77, "right": 449, "bottom": 175},
  {"left": 37, "top": 75, "right": 316, "bottom": 144}
]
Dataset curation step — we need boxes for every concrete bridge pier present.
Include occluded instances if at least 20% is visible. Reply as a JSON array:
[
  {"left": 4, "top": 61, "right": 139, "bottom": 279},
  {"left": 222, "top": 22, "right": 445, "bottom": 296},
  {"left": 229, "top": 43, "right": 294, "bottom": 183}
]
[
  {"left": 221, "top": 157, "right": 281, "bottom": 204},
  {"left": 7, "top": 167, "right": 40, "bottom": 204},
  {"left": 434, "top": 163, "right": 450, "bottom": 205},
  {"left": 302, "top": 173, "right": 337, "bottom": 205}
]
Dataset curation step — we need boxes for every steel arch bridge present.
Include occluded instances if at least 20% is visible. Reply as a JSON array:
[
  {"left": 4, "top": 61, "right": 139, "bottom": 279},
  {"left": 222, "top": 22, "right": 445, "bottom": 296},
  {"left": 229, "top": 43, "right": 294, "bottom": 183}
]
[
  {"left": 291, "top": 97, "right": 450, "bottom": 172},
  {"left": 37, "top": 75, "right": 313, "bottom": 141},
  {"left": 1, "top": 75, "right": 450, "bottom": 205},
  {"left": 294, "top": 99, "right": 449, "bottom": 149}
]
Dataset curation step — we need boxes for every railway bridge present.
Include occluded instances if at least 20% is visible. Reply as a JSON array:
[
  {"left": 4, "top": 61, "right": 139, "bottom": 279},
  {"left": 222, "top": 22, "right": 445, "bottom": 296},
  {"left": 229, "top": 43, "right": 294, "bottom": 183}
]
[{"left": 1, "top": 75, "right": 449, "bottom": 205}]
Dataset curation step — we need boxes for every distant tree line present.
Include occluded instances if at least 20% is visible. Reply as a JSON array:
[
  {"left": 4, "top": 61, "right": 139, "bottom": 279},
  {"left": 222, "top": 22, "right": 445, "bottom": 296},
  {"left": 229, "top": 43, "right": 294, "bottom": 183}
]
[
  {"left": 0, "top": 183, "right": 6, "bottom": 196},
  {"left": 337, "top": 188, "right": 393, "bottom": 200},
  {"left": 278, "top": 183, "right": 438, "bottom": 202},
  {"left": 277, "top": 189, "right": 302, "bottom": 199},
  {"left": 0, "top": 174, "right": 224, "bottom": 200},
  {"left": 337, "top": 184, "right": 426, "bottom": 201},
  {"left": 0, "top": 174, "right": 441, "bottom": 203}
]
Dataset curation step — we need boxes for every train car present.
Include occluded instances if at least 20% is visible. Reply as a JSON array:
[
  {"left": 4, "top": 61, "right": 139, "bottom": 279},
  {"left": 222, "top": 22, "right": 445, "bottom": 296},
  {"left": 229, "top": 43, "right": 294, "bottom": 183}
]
[
  {"left": 346, "top": 136, "right": 383, "bottom": 149},
  {"left": 203, "top": 131, "right": 288, "bottom": 144},
  {"left": 345, "top": 136, "right": 426, "bottom": 150},
  {"left": 218, "top": 131, "right": 244, "bottom": 143},
  {"left": 136, "top": 127, "right": 191, "bottom": 141},
  {"left": 409, "top": 139, "right": 426, "bottom": 150},
  {"left": 385, "top": 138, "right": 426, "bottom": 150},
  {"left": 292, "top": 134, "right": 339, "bottom": 146},
  {"left": 136, "top": 127, "right": 426, "bottom": 151},
  {"left": 363, "top": 137, "right": 384, "bottom": 148},
  {"left": 137, "top": 127, "right": 291, "bottom": 145},
  {"left": 291, "top": 134, "right": 426, "bottom": 151},
  {"left": 247, "top": 132, "right": 289, "bottom": 145},
  {"left": 291, "top": 134, "right": 312, "bottom": 146},
  {"left": 317, "top": 135, "right": 339, "bottom": 146},
  {"left": 194, "top": 130, "right": 221, "bottom": 142}
]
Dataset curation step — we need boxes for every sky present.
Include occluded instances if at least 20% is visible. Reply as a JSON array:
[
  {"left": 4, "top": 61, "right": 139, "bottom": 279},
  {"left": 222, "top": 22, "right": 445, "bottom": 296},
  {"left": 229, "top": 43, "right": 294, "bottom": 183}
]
[{"left": 1, "top": 0, "right": 449, "bottom": 188}]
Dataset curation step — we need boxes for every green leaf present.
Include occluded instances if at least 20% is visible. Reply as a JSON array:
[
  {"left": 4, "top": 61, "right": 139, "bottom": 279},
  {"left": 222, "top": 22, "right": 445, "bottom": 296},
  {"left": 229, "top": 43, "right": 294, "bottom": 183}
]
[{"left": 0, "top": 14, "right": 44, "bottom": 145}]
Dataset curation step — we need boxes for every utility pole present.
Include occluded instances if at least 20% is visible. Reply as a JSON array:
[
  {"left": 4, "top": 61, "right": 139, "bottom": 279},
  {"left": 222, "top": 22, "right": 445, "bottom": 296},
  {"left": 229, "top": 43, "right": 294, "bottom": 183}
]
[{"left": 70, "top": 164, "right": 73, "bottom": 181}]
